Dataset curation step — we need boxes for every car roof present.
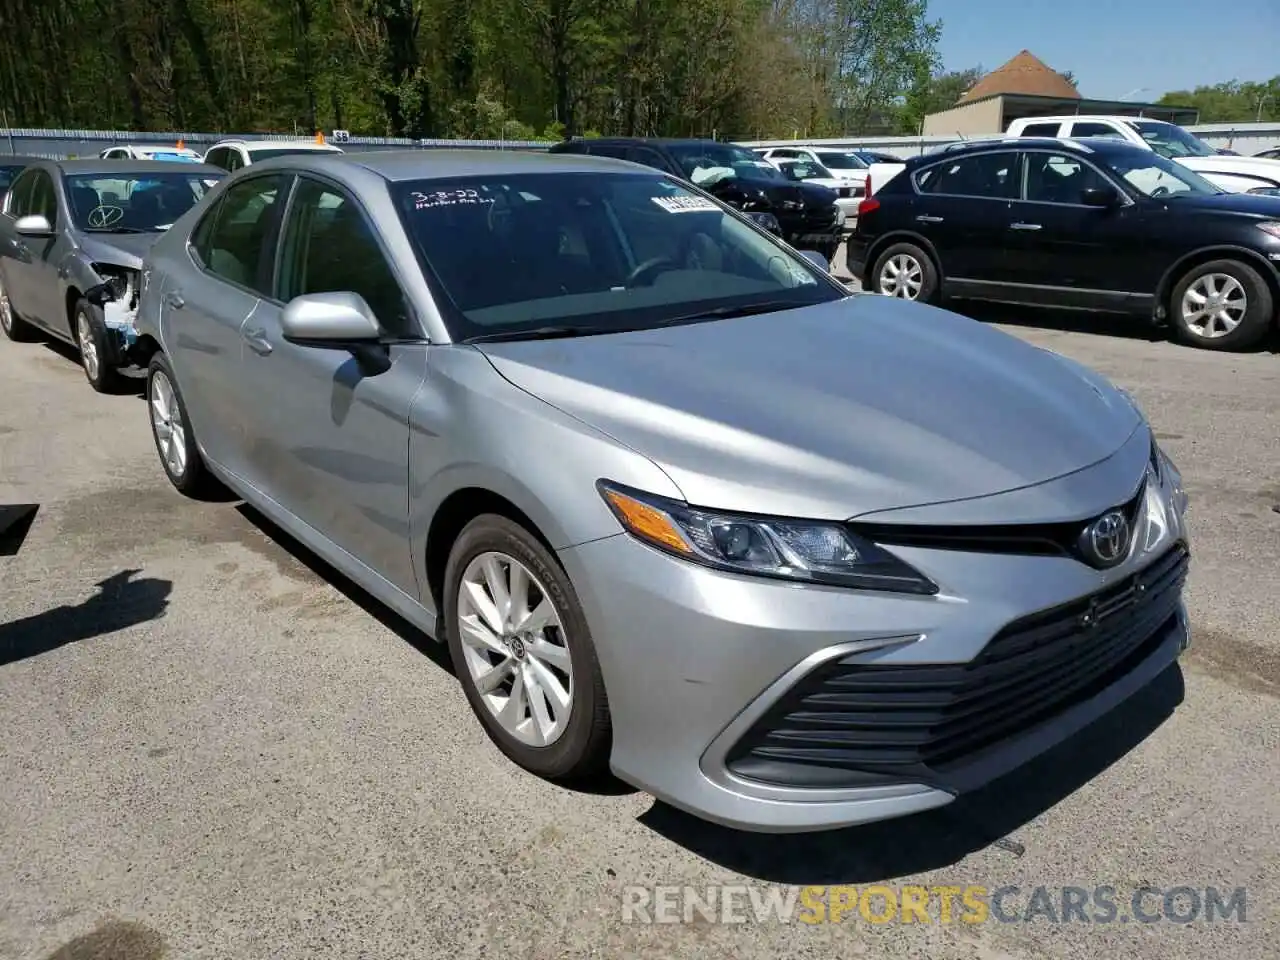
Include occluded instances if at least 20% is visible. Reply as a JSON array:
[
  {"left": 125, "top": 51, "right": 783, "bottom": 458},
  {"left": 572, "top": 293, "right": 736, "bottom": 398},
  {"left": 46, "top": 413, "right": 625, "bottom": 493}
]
[
  {"left": 1014, "top": 115, "right": 1169, "bottom": 126},
  {"left": 256, "top": 148, "right": 653, "bottom": 182},
  {"left": 37, "top": 158, "right": 227, "bottom": 176},
  {"left": 909, "top": 136, "right": 1153, "bottom": 167}
]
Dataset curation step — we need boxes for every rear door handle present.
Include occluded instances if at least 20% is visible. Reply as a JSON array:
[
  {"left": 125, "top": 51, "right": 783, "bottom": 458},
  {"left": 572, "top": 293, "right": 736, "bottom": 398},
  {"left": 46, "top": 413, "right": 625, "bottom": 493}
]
[
  {"left": 165, "top": 291, "right": 185, "bottom": 309},
  {"left": 1010, "top": 222, "right": 1042, "bottom": 231},
  {"left": 915, "top": 215, "right": 944, "bottom": 223},
  {"left": 243, "top": 327, "right": 273, "bottom": 356}
]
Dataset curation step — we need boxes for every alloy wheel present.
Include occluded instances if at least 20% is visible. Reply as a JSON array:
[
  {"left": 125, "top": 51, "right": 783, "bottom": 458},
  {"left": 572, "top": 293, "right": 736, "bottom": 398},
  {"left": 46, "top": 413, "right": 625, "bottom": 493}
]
[
  {"left": 77, "top": 311, "right": 100, "bottom": 381},
  {"left": 1181, "top": 273, "right": 1247, "bottom": 339},
  {"left": 150, "top": 370, "right": 188, "bottom": 479},
  {"left": 0, "top": 278, "right": 11, "bottom": 333},
  {"left": 879, "top": 253, "right": 924, "bottom": 299},
  {"left": 456, "top": 551, "right": 574, "bottom": 747}
]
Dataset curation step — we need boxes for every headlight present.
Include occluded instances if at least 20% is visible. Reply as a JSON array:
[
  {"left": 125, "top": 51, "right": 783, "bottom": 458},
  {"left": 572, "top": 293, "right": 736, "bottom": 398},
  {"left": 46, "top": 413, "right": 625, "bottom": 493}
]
[
  {"left": 91, "top": 263, "right": 134, "bottom": 301},
  {"left": 597, "top": 481, "right": 938, "bottom": 595},
  {"left": 1257, "top": 220, "right": 1280, "bottom": 239},
  {"left": 1150, "top": 435, "right": 1188, "bottom": 514}
]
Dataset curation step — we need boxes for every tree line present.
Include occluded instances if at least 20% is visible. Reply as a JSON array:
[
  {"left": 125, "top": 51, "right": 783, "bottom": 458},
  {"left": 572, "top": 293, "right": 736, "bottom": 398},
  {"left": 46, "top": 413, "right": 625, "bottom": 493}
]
[{"left": 0, "top": 0, "right": 1273, "bottom": 141}]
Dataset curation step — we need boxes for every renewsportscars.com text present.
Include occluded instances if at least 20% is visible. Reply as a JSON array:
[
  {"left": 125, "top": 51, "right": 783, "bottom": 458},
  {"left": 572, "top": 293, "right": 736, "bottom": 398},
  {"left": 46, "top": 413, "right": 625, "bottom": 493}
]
[{"left": 621, "top": 884, "right": 1248, "bottom": 925}]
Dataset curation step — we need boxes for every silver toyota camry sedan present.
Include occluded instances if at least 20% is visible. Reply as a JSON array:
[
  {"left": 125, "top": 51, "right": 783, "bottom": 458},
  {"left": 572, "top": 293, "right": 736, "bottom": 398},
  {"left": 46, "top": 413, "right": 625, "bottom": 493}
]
[{"left": 132, "top": 149, "right": 1192, "bottom": 833}]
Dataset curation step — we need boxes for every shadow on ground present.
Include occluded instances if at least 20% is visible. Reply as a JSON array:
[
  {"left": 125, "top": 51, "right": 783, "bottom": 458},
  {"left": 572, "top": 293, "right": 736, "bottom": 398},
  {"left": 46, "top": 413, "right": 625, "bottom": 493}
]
[
  {"left": 0, "top": 569, "right": 172, "bottom": 666},
  {"left": 640, "top": 665, "right": 1185, "bottom": 882},
  {"left": 40, "top": 919, "right": 164, "bottom": 960},
  {"left": 233, "top": 502, "right": 636, "bottom": 797}
]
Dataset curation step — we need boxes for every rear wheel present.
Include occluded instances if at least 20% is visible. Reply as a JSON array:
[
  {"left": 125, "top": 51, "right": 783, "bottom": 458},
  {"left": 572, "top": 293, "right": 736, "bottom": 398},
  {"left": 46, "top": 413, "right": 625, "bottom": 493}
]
[
  {"left": 0, "top": 273, "right": 36, "bottom": 342},
  {"left": 870, "top": 242, "right": 938, "bottom": 303},
  {"left": 1170, "top": 259, "right": 1273, "bottom": 351}
]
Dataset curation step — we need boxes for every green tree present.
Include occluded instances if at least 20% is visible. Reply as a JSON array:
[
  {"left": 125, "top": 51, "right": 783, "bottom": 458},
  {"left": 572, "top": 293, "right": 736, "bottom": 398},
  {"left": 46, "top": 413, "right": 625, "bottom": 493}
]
[{"left": 1160, "top": 78, "right": 1280, "bottom": 122}]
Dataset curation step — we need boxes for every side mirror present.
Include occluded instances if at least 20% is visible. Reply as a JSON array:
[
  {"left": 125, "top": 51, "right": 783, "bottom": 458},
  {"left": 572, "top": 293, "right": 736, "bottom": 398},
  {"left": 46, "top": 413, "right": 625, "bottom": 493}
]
[
  {"left": 280, "top": 292, "right": 382, "bottom": 346},
  {"left": 14, "top": 214, "right": 54, "bottom": 237},
  {"left": 1081, "top": 186, "right": 1120, "bottom": 208},
  {"left": 798, "top": 250, "right": 830, "bottom": 272}
]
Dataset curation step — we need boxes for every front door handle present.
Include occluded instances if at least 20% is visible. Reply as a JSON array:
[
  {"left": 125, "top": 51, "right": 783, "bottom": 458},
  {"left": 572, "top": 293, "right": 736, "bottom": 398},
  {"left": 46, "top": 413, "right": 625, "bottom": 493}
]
[
  {"left": 916, "top": 215, "right": 944, "bottom": 223},
  {"left": 1010, "top": 222, "right": 1042, "bottom": 231},
  {"left": 165, "top": 291, "right": 185, "bottom": 309},
  {"left": 243, "top": 327, "right": 273, "bottom": 356}
]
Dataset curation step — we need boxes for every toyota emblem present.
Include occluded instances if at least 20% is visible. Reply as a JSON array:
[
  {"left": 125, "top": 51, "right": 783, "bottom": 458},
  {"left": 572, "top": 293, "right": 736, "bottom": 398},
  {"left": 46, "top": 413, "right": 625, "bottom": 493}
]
[{"left": 1079, "top": 510, "right": 1132, "bottom": 569}]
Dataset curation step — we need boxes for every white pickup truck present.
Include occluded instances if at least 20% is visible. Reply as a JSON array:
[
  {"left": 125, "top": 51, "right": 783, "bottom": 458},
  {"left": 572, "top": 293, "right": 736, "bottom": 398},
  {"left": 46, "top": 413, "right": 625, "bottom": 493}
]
[{"left": 1005, "top": 115, "right": 1280, "bottom": 195}]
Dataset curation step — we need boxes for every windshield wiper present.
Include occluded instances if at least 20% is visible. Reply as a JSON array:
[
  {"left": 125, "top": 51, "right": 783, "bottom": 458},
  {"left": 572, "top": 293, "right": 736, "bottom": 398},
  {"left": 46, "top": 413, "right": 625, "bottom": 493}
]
[
  {"left": 463, "top": 325, "right": 594, "bottom": 344},
  {"left": 83, "top": 226, "right": 153, "bottom": 234},
  {"left": 655, "top": 299, "right": 806, "bottom": 327}
]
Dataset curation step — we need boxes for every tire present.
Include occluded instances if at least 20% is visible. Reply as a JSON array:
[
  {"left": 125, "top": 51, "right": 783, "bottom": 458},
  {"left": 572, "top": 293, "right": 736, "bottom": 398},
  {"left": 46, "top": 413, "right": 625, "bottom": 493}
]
[
  {"left": 0, "top": 272, "right": 37, "bottom": 342},
  {"left": 74, "top": 299, "right": 126, "bottom": 392},
  {"left": 869, "top": 241, "right": 939, "bottom": 303},
  {"left": 147, "top": 353, "right": 219, "bottom": 498},
  {"left": 443, "top": 514, "right": 611, "bottom": 782},
  {"left": 1169, "top": 259, "right": 1274, "bottom": 351}
]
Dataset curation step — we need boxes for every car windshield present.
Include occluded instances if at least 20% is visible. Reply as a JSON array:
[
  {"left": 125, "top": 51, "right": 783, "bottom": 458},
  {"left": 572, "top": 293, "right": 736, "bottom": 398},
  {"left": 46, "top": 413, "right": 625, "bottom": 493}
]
[
  {"left": 392, "top": 172, "right": 841, "bottom": 341},
  {"left": 815, "top": 151, "right": 868, "bottom": 170},
  {"left": 781, "top": 160, "right": 832, "bottom": 181},
  {"left": 666, "top": 143, "right": 784, "bottom": 186},
  {"left": 1104, "top": 152, "right": 1222, "bottom": 197},
  {"left": 1125, "top": 121, "right": 1217, "bottom": 159},
  {"left": 247, "top": 147, "right": 339, "bottom": 161},
  {"left": 65, "top": 171, "right": 223, "bottom": 232}
]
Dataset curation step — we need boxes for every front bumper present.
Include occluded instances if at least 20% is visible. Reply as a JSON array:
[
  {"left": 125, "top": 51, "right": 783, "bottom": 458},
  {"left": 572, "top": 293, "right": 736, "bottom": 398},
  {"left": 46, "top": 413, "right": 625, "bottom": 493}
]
[{"left": 558, "top": 462, "right": 1189, "bottom": 833}]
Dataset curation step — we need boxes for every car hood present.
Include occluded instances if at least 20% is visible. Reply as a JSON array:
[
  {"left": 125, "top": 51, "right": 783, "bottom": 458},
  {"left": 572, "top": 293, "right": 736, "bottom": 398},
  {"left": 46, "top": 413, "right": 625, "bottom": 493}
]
[
  {"left": 1176, "top": 154, "right": 1280, "bottom": 184},
  {"left": 76, "top": 231, "right": 163, "bottom": 270},
  {"left": 1163, "top": 191, "right": 1280, "bottom": 216},
  {"left": 478, "top": 296, "right": 1142, "bottom": 520},
  {"left": 733, "top": 175, "right": 837, "bottom": 207}
]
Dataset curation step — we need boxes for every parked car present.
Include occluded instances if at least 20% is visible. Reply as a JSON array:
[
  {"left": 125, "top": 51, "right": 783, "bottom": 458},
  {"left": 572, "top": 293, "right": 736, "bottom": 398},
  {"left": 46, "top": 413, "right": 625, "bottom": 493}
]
[
  {"left": 100, "top": 144, "right": 204, "bottom": 163},
  {"left": 755, "top": 145, "right": 906, "bottom": 195},
  {"left": 1255, "top": 147, "right": 1280, "bottom": 161},
  {"left": 847, "top": 136, "right": 1280, "bottom": 351},
  {"left": 548, "top": 138, "right": 844, "bottom": 262},
  {"left": 0, "top": 158, "right": 225, "bottom": 389},
  {"left": 852, "top": 150, "right": 906, "bottom": 164},
  {"left": 202, "top": 138, "right": 343, "bottom": 172},
  {"left": 1006, "top": 115, "right": 1280, "bottom": 194},
  {"left": 0, "top": 156, "right": 39, "bottom": 206},
  {"left": 768, "top": 157, "right": 861, "bottom": 221},
  {"left": 133, "top": 148, "right": 1190, "bottom": 833}
]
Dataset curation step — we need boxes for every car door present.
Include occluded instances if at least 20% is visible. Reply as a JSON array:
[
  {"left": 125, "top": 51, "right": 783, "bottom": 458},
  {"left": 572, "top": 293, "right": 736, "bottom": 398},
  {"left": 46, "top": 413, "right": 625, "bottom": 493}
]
[
  {"left": 0, "top": 168, "right": 39, "bottom": 318},
  {"left": 167, "top": 172, "right": 289, "bottom": 473},
  {"left": 910, "top": 150, "right": 1019, "bottom": 280},
  {"left": 7, "top": 168, "right": 63, "bottom": 329},
  {"left": 1002, "top": 149, "right": 1147, "bottom": 303},
  {"left": 236, "top": 174, "right": 425, "bottom": 595}
]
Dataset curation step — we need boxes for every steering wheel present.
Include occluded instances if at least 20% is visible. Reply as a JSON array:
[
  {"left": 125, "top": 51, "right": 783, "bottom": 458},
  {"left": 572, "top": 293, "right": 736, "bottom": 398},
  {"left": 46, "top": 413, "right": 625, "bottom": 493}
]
[
  {"left": 1150, "top": 185, "right": 1170, "bottom": 198},
  {"left": 626, "top": 256, "right": 678, "bottom": 287}
]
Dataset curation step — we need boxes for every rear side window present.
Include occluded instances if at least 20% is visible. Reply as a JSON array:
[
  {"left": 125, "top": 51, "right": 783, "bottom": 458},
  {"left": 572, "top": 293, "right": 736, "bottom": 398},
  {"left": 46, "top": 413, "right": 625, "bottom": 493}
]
[
  {"left": 1017, "top": 122, "right": 1062, "bottom": 138},
  {"left": 915, "top": 152, "right": 1019, "bottom": 199},
  {"left": 192, "top": 174, "right": 286, "bottom": 293},
  {"left": 1070, "top": 121, "right": 1127, "bottom": 140}
]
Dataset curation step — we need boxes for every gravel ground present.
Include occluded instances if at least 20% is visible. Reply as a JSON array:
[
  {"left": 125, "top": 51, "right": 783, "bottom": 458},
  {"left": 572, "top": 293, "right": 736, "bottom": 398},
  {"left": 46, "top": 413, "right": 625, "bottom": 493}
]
[{"left": 1, "top": 292, "right": 1277, "bottom": 960}]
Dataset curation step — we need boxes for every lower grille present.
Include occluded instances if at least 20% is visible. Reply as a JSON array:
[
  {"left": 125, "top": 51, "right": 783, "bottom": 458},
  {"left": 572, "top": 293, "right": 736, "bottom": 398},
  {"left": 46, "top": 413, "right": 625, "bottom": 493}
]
[{"left": 726, "top": 544, "right": 1189, "bottom": 790}]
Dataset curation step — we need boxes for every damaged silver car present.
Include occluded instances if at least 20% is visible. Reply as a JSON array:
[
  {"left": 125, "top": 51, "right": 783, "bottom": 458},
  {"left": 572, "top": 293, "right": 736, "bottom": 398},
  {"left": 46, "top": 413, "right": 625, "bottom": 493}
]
[{"left": 0, "top": 158, "right": 224, "bottom": 391}]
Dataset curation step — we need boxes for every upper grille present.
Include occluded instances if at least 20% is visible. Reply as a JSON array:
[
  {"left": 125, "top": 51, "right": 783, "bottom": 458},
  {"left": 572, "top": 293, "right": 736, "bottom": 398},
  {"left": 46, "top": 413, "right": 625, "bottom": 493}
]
[{"left": 725, "top": 544, "right": 1189, "bottom": 791}]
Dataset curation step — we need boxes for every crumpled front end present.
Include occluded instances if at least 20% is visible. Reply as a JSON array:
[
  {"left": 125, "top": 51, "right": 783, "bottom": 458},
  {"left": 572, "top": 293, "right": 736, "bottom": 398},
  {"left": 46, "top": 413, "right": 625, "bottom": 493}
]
[{"left": 85, "top": 267, "right": 144, "bottom": 367}]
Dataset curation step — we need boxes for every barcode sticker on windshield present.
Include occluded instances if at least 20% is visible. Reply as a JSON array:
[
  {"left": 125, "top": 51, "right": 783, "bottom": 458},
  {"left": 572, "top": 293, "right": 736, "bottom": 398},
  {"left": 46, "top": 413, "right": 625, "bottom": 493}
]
[{"left": 652, "top": 196, "right": 719, "bottom": 213}]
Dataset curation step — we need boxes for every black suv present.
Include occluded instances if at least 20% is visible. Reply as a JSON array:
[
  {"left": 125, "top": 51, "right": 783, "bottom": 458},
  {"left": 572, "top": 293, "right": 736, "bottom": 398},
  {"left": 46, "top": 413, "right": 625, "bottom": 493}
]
[
  {"left": 548, "top": 137, "right": 844, "bottom": 262},
  {"left": 847, "top": 136, "right": 1280, "bottom": 351}
]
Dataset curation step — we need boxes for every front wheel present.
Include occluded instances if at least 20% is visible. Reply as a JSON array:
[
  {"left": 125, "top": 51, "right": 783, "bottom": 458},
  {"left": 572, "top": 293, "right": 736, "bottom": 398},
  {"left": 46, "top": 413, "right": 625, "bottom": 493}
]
[
  {"left": 1169, "top": 259, "right": 1274, "bottom": 351},
  {"left": 74, "top": 300, "right": 125, "bottom": 393},
  {"left": 147, "top": 354, "right": 219, "bottom": 497},
  {"left": 870, "top": 242, "right": 939, "bottom": 303},
  {"left": 443, "top": 514, "right": 611, "bottom": 782}
]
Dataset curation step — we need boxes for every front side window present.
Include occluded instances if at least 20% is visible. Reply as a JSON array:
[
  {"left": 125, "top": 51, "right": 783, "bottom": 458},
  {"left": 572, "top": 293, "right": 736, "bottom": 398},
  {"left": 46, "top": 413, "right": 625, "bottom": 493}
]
[
  {"left": 815, "top": 151, "right": 869, "bottom": 170},
  {"left": 666, "top": 143, "right": 785, "bottom": 186},
  {"left": 4, "top": 168, "right": 36, "bottom": 216},
  {"left": 194, "top": 174, "right": 286, "bottom": 291},
  {"left": 392, "top": 172, "right": 840, "bottom": 341},
  {"left": 64, "top": 171, "right": 222, "bottom": 233},
  {"left": 915, "top": 152, "right": 1018, "bottom": 199},
  {"left": 1125, "top": 120, "right": 1215, "bottom": 159},
  {"left": 0, "top": 165, "right": 30, "bottom": 207},
  {"left": 26, "top": 171, "right": 57, "bottom": 222},
  {"left": 277, "top": 178, "right": 412, "bottom": 334},
  {"left": 1104, "top": 152, "right": 1221, "bottom": 198},
  {"left": 1023, "top": 153, "right": 1111, "bottom": 204}
]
